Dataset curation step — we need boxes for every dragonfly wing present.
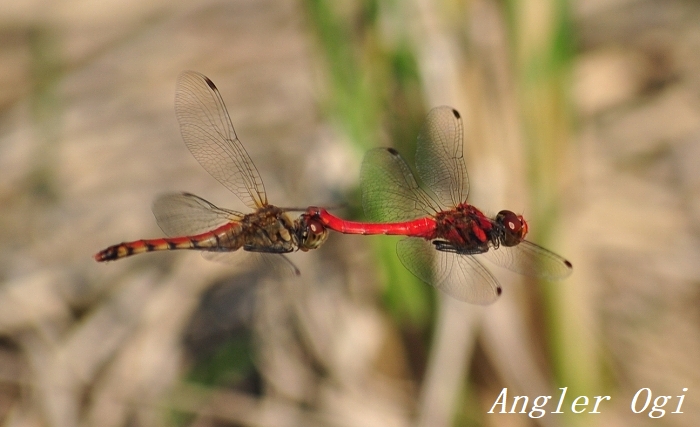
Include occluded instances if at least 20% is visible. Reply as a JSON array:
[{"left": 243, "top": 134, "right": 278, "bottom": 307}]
[
  {"left": 396, "top": 238, "right": 501, "bottom": 305},
  {"left": 175, "top": 71, "right": 267, "bottom": 210},
  {"left": 361, "top": 148, "right": 440, "bottom": 222},
  {"left": 415, "top": 106, "right": 469, "bottom": 209},
  {"left": 481, "top": 240, "right": 573, "bottom": 280},
  {"left": 202, "top": 252, "right": 300, "bottom": 277},
  {"left": 152, "top": 192, "right": 243, "bottom": 237}
]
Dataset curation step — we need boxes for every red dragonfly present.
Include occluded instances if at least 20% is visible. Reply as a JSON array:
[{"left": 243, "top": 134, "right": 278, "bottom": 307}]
[
  {"left": 95, "top": 71, "right": 328, "bottom": 269},
  {"left": 306, "top": 106, "right": 572, "bottom": 304}
]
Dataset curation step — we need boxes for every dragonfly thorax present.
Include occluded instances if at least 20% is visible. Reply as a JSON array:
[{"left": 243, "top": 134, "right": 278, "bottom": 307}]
[
  {"left": 237, "top": 205, "right": 301, "bottom": 253},
  {"left": 433, "top": 204, "right": 494, "bottom": 253},
  {"left": 432, "top": 205, "right": 529, "bottom": 254}
]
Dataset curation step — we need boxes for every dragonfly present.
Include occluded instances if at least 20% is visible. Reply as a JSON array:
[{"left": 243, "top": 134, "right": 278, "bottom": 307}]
[
  {"left": 95, "top": 71, "right": 328, "bottom": 270},
  {"left": 306, "top": 106, "right": 572, "bottom": 304}
]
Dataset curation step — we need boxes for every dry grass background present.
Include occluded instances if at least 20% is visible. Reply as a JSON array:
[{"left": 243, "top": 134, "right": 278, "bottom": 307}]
[{"left": 0, "top": 0, "right": 699, "bottom": 426}]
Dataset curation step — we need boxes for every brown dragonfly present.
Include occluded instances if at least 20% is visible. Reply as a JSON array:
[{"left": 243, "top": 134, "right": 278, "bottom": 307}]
[{"left": 95, "top": 71, "right": 328, "bottom": 271}]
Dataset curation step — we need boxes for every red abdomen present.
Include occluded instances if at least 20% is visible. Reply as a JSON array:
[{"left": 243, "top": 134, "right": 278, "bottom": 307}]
[{"left": 94, "top": 222, "right": 240, "bottom": 261}]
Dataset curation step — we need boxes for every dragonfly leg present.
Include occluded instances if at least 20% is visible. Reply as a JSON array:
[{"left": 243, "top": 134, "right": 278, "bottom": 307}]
[
  {"left": 243, "top": 243, "right": 294, "bottom": 254},
  {"left": 433, "top": 240, "right": 489, "bottom": 255}
]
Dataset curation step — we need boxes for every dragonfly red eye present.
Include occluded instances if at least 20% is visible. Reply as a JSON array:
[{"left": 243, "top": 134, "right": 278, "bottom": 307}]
[
  {"left": 309, "top": 218, "right": 327, "bottom": 238},
  {"left": 500, "top": 210, "right": 521, "bottom": 232},
  {"left": 497, "top": 210, "right": 526, "bottom": 247}
]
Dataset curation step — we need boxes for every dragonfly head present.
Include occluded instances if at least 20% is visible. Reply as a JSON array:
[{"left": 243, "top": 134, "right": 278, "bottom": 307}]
[
  {"left": 496, "top": 210, "right": 528, "bottom": 247},
  {"left": 296, "top": 214, "right": 329, "bottom": 251}
]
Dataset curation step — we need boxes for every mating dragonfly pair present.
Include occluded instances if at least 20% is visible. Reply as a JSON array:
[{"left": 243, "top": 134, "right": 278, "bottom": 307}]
[{"left": 95, "top": 71, "right": 572, "bottom": 305}]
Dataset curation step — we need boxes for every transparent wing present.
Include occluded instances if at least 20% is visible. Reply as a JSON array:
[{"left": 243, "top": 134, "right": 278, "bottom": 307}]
[
  {"left": 396, "top": 238, "right": 501, "bottom": 305},
  {"left": 203, "top": 252, "right": 300, "bottom": 277},
  {"left": 175, "top": 71, "right": 267, "bottom": 210},
  {"left": 415, "top": 106, "right": 469, "bottom": 209},
  {"left": 361, "top": 148, "right": 441, "bottom": 222},
  {"left": 152, "top": 192, "right": 243, "bottom": 237},
  {"left": 481, "top": 240, "right": 573, "bottom": 280}
]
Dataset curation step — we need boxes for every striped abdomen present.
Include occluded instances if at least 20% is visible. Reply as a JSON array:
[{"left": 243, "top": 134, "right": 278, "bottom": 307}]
[{"left": 94, "top": 222, "right": 240, "bottom": 262}]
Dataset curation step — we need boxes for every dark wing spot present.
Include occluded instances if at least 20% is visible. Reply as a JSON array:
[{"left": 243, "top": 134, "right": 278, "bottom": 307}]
[
  {"left": 451, "top": 108, "right": 461, "bottom": 119},
  {"left": 496, "top": 287, "right": 502, "bottom": 296},
  {"left": 387, "top": 147, "right": 399, "bottom": 155},
  {"left": 204, "top": 76, "right": 217, "bottom": 90},
  {"left": 565, "top": 260, "right": 573, "bottom": 268}
]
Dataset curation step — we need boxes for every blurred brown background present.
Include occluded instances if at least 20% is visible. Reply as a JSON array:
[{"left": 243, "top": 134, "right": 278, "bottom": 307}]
[{"left": 0, "top": 0, "right": 698, "bottom": 426}]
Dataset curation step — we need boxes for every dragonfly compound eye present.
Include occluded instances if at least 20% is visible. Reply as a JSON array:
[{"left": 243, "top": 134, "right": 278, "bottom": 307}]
[
  {"left": 297, "top": 216, "right": 329, "bottom": 251},
  {"left": 497, "top": 210, "right": 527, "bottom": 247}
]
